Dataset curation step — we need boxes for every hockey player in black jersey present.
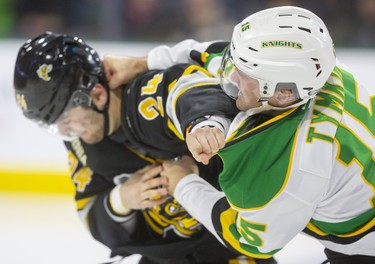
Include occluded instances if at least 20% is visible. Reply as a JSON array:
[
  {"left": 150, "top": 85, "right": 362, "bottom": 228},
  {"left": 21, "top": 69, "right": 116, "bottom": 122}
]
[{"left": 13, "top": 32, "right": 275, "bottom": 264}]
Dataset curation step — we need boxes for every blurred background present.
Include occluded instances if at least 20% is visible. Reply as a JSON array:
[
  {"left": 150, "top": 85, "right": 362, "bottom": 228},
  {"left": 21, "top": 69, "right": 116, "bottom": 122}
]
[
  {"left": 0, "top": 0, "right": 374, "bottom": 46},
  {"left": 0, "top": 0, "right": 374, "bottom": 263}
]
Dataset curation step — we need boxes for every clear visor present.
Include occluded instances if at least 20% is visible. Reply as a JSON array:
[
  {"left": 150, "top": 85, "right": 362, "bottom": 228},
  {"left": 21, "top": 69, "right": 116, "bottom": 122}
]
[
  {"left": 220, "top": 48, "right": 268, "bottom": 100},
  {"left": 37, "top": 90, "right": 94, "bottom": 141},
  {"left": 220, "top": 48, "right": 301, "bottom": 107},
  {"left": 220, "top": 48, "right": 240, "bottom": 99},
  {"left": 35, "top": 120, "right": 77, "bottom": 142}
]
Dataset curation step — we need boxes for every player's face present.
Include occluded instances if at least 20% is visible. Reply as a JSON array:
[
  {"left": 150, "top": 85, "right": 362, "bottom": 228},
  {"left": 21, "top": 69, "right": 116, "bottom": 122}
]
[
  {"left": 233, "top": 68, "right": 262, "bottom": 111},
  {"left": 56, "top": 106, "right": 105, "bottom": 144}
]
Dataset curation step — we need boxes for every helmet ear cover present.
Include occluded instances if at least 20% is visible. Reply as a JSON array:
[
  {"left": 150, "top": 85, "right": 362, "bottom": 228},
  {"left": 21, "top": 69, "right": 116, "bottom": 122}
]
[{"left": 265, "top": 82, "right": 301, "bottom": 106}]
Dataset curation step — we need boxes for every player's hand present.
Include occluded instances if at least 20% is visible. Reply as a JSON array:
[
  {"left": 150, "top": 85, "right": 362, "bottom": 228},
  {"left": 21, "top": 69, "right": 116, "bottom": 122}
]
[
  {"left": 186, "top": 126, "right": 225, "bottom": 165},
  {"left": 161, "top": 156, "right": 198, "bottom": 196},
  {"left": 103, "top": 55, "right": 148, "bottom": 89},
  {"left": 119, "top": 164, "right": 168, "bottom": 210}
]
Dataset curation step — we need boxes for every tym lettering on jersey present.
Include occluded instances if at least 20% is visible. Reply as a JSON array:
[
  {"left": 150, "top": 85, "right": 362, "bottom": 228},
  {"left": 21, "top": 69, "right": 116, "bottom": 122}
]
[
  {"left": 307, "top": 68, "right": 345, "bottom": 144},
  {"left": 307, "top": 67, "right": 375, "bottom": 194},
  {"left": 261, "top": 40, "right": 303, "bottom": 49}
]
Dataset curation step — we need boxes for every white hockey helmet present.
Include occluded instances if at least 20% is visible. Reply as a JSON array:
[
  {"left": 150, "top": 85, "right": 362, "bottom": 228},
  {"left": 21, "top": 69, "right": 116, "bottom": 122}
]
[{"left": 220, "top": 6, "right": 336, "bottom": 110}]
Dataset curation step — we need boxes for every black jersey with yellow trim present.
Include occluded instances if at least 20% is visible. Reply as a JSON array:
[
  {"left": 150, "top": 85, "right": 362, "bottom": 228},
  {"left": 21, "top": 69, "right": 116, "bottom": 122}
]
[
  {"left": 121, "top": 63, "right": 238, "bottom": 160},
  {"left": 63, "top": 136, "right": 239, "bottom": 261},
  {"left": 64, "top": 137, "right": 150, "bottom": 201}
]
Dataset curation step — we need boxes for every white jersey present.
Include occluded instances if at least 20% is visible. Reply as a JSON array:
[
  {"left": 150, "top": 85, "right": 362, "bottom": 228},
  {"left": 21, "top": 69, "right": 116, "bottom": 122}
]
[
  {"left": 149, "top": 40, "right": 375, "bottom": 258},
  {"left": 148, "top": 39, "right": 225, "bottom": 77}
]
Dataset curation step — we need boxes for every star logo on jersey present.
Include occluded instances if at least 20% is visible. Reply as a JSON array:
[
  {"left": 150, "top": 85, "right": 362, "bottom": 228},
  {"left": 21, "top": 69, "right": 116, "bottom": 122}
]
[{"left": 36, "top": 64, "right": 53, "bottom": 81}]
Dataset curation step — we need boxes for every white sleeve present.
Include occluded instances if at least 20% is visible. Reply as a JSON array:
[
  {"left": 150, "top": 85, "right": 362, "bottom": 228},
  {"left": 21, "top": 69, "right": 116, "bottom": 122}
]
[
  {"left": 174, "top": 174, "right": 317, "bottom": 255},
  {"left": 174, "top": 173, "right": 227, "bottom": 245},
  {"left": 147, "top": 39, "right": 217, "bottom": 70},
  {"left": 189, "top": 115, "right": 231, "bottom": 135},
  {"left": 236, "top": 191, "right": 316, "bottom": 253}
]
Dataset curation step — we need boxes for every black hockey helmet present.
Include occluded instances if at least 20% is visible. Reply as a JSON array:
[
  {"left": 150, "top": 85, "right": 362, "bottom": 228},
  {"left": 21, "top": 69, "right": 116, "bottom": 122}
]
[{"left": 14, "top": 32, "right": 103, "bottom": 125}]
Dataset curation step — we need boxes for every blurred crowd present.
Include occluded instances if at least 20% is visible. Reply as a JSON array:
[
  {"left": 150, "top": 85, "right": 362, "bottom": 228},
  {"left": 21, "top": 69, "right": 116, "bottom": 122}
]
[{"left": 1, "top": 0, "right": 374, "bottom": 47}]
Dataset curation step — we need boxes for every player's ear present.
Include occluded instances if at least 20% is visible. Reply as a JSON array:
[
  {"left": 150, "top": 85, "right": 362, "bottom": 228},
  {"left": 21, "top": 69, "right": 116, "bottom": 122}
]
[{"left": 91, "top": 84, "right": 108, "bottom": 111}]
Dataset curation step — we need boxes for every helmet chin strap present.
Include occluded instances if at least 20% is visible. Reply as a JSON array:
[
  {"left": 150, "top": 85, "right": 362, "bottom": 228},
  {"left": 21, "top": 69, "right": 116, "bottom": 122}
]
[
  {"left": 245, "top": 97, "right": 310, "bottom": 117},
  {"left": 102, "top": 109, "right": 110, "bottom": 135},
  {"left": 92, "top": 79, "right": 111, "bottom": 136}
]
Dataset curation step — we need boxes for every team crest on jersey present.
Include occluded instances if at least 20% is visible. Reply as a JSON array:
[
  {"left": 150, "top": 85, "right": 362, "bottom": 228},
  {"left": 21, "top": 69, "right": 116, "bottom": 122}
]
[
  {"left": 37, "top": 64, "right": 53, "bottom": 81},
  {"left": 144, "top": 197, "right": 202, "bottom": 238}
]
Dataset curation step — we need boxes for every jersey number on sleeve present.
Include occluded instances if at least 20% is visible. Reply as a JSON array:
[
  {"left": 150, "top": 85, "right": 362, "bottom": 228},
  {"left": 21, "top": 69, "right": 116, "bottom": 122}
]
[
  {"left": 68, "top": 151, "right": 93, "bottom": 192},
  {"left": 238, "top": 217, "right": 266, "bottom": 247},
  {"left": 139, "top": 73, "right": 165, "bottom": 120}
]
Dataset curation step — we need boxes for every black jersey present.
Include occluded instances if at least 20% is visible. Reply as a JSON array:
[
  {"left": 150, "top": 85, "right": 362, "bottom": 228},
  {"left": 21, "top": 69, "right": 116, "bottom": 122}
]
[
  {"left": 70, "top": 41, "right": 274, "bottom": 263},
  {"left": 120, "top": 63, "right": 238, "bottom": 159},
  {"left": 64, "top": 137, "right": 243, "bottom": 263},
  {"left": 62, "top": 63, "right": 241, "bottom": 262}
]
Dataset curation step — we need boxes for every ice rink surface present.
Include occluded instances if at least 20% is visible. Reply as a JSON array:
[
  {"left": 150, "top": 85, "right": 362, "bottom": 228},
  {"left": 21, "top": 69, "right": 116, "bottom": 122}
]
[{"left": 0, "top": 191, "right": 327, "bottom": 264}]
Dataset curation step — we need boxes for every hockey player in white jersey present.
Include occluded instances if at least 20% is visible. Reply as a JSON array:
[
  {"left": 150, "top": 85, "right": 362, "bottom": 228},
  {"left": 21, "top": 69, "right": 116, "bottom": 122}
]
[{"left": 104, "top": 6, "right": 375, "bottom": 264}]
